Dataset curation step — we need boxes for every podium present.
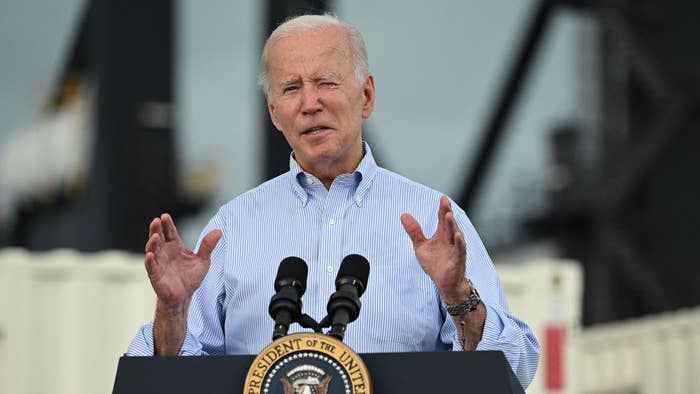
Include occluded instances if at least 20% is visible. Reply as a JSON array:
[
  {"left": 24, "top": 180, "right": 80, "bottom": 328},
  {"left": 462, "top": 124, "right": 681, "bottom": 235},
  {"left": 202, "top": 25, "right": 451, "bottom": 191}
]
[{"left": 113, "top": 350, "right": 524, "bottom": 393}]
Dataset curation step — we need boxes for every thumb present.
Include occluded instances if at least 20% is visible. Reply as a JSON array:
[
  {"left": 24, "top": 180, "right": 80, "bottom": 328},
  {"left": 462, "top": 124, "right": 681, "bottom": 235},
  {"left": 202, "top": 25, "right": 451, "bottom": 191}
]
[
  {"left": 197, "top": 229, "right": 223, "bottom": 260},
  {"left": 400, "top": 213, "right": 426, "bottom": 247}
]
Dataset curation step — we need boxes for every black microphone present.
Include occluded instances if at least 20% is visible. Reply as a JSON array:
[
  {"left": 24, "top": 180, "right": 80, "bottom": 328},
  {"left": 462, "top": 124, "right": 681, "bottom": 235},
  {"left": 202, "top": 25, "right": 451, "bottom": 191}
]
[
  {"left": 326, "top": 254, "right": 370, "bottom": 341},
  {"left": 269, "top": 257, "right": 308, "bottom": 340}
]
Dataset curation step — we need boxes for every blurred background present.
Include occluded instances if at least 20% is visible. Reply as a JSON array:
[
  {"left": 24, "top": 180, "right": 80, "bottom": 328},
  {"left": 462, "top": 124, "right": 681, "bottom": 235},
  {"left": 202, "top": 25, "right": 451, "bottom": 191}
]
[{"left": 1, "top": 0, "right": 699, "bottom": 393}]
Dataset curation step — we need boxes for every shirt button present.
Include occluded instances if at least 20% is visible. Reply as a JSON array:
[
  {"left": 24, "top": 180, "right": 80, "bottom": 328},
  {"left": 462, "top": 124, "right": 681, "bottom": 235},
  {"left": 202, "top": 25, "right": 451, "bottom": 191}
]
[
  {"left": 327, "top": 265, "right": 334, "bottom": 273},
  {"left": 307, "top": 178, "right": 314, "bottom": 185},
  {"left": 329, "top": 218, "right": 336, "bottom": 225}
]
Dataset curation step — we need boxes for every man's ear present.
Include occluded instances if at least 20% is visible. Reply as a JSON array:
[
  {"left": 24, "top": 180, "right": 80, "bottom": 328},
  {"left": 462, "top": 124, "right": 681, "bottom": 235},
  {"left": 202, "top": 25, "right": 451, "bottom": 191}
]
[
  {"left": 361, "top": 74, "right": 375, "bottom": 119},
  {"left": 266, "top": 94, "right": 283, "bottom": 131}
]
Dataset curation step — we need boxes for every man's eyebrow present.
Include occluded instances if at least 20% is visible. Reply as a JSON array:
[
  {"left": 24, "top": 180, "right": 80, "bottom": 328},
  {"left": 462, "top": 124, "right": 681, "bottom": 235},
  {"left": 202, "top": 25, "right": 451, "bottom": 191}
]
[
  {"left": 315, "top": 73, "right": 341, "bottom": 81},
  {"left": 278, "top": 74, "right": 341, "bottom": 89},
  {"left": 279, "top": 78, "right": 301, "bottom": 88}
]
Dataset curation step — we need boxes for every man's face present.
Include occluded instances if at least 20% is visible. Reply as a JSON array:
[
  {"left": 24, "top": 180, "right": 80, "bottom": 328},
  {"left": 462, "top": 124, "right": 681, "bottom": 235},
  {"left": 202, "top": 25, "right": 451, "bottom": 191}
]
[{"left": 265, "top": 26, "right": 375, "bottom": 176}]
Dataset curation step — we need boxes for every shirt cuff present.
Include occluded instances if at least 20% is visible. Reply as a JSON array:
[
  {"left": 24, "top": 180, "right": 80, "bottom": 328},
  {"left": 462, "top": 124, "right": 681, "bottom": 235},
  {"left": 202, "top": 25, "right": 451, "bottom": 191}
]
[
  {"left": 472, "top": 303, "right": 541, "bottom": 389},
  {"left": 125, "top": 321, "right": 203, "bottom": 356},
  {"left": 475, "top": 303, "right": 506, "bottom": 351},
  {"left": 449, "top": 302, "right": 505, "bottom": 351}
]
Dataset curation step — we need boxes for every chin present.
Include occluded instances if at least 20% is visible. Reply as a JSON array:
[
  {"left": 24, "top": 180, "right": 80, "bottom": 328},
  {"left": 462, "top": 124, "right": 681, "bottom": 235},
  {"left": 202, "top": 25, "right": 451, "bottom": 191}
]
[
  {"left": 301, "top": 145, "right": 340, "bottom": 160},
  {"left": 298, "top": 150, "right": 339, "bottom": 167}
]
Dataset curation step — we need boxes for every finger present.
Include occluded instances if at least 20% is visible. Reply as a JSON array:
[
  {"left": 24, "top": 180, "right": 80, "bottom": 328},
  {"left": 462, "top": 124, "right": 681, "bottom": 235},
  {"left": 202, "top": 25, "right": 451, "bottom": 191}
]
[
  {"left": 438, "top": 195, "right": 453, "bottom": 236},
  {"left": 149, "top": 217, "right": 165, "bottom": 241},
  {"left": 400, "top": 213, "right": 426, "bottom": 246},
  {"left": 144, "top": 251, "right": 159, "bottom": 278},
  {"left": 453, "top": 231, "right": 467, "bottom": 264},
  {"left": 196, "top": 229, "right": 223, "bottom": 260},
  {"left": 148, "top": 217, "right": 159, "bottom": 238},
  {"left": 444, "top": 211, "right": 459, "bottom": 246},
  {"left": 454, "top": 231, "right": 466, "bottom": 257},
  {"left": 145, "top": 232, "right": 162, "bottom": 254},
  {"left": 160, "top": 213, "right": 180, "bottom": 242},
  {"left": 151, "top": 217, "right": 166, "bottom": 244}
]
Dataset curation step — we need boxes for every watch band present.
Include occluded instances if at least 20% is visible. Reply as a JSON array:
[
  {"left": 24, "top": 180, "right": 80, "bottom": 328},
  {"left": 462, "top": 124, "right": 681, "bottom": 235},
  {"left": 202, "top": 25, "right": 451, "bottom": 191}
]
[{"left": 442, "top": 279, "right": 481, "bottom": 316}]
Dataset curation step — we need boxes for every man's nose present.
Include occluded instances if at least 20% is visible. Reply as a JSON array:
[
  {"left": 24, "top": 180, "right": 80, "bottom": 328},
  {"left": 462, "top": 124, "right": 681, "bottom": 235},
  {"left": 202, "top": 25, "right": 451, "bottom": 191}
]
[{"left": 301, "top": 86, "right": 323, "bottom": 115}]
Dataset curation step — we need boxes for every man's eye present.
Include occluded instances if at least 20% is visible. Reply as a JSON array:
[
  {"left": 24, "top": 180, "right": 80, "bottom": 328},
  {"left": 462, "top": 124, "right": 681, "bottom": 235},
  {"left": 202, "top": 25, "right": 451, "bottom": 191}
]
[
  {"left": 320, "top": 82, "right": 338, "bottom": 88},
  {"left": 283, "top": 86, "right": 298, "bottom": 93}
]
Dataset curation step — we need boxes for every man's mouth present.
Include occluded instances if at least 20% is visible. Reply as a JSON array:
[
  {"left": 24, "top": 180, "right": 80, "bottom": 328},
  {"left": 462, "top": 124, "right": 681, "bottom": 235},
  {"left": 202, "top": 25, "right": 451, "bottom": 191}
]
[{"left": 302, "top": 126, "right": 330, "bottom": 135}]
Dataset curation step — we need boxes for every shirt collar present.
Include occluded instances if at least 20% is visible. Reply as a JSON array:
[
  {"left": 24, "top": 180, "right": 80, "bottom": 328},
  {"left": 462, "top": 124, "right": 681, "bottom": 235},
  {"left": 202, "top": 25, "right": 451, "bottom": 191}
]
[{"left": 288, "top": 141, "right": 378, "bottom": 207}]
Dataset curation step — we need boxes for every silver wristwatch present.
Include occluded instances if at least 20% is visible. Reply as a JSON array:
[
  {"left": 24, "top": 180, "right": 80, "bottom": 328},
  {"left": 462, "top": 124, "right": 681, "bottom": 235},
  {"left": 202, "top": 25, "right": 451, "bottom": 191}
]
[{"left": 442, "top": 279, "right": 481, "bottom": 316}]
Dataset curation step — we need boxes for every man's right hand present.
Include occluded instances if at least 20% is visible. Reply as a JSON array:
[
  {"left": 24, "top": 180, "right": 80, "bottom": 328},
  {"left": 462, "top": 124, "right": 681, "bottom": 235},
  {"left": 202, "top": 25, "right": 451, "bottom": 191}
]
[{"left": 144, "top": 213, "right": 222, "bottom": 355}]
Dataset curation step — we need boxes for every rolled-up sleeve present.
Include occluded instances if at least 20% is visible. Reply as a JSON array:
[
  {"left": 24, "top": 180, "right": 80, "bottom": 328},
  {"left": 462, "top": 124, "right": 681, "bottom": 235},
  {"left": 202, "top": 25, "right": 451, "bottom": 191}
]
[
  {"left": 125, "top": 209, "right": 229, "bottom": 357},
  {"left": 441, "top": 202, "right": 541, "bottom": 388},
  {"left": 475, "top": 303, "right": 541, "bottom": 388},
  {"left": 126, "top": 321, "right": 205, "bottom": 356}
]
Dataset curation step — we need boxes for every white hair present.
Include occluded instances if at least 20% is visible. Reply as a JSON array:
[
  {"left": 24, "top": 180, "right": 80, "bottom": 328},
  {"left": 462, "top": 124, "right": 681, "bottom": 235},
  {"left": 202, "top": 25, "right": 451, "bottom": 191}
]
[{"left": 257, "top": 14, "right": 369, "bottom": 94}]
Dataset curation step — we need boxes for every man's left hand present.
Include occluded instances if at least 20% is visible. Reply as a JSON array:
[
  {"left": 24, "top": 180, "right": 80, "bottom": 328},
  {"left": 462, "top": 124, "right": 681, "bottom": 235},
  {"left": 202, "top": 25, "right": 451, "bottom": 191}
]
[{"left": 400, "top": 195, "right": 471, "bottom": 304}]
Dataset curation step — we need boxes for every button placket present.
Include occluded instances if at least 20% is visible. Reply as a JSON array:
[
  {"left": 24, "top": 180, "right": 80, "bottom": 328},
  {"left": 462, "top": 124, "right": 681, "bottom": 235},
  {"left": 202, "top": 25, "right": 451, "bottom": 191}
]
[{"left": 317, "top": 185, "right": 348, "bottom": 281}]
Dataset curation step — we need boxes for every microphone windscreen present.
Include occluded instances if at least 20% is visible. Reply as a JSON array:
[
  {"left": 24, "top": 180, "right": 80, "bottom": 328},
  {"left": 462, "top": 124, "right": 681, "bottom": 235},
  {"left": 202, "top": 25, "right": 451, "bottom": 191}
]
[
  {"left": 337, "top": 254, "right": 370, "bottom": 296},
  {"left": 275, "top": 256, "right": 308, "bottom": 294}
]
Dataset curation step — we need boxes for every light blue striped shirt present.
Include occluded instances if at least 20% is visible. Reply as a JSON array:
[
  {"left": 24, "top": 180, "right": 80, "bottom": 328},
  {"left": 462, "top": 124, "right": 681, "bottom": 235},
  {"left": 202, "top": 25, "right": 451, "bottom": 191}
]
[{"left": 127, "top": 144, "right": 540, "bottom": 387}]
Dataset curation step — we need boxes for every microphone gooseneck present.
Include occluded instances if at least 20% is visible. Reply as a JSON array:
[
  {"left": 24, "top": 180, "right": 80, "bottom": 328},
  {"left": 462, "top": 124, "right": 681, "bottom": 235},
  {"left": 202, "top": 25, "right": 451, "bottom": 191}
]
[{"left": 269, "top": 257, "right": 308, "bottom": 340}]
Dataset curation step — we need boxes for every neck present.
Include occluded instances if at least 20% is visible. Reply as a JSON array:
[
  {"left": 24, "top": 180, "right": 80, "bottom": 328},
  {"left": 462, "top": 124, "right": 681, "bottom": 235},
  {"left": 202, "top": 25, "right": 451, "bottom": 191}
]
[
  {"left": 298, "top": 143, "right": 365, "bottom": 190},
  {"left": 307, "top": 157, "right": 361, "bottom": 190}
]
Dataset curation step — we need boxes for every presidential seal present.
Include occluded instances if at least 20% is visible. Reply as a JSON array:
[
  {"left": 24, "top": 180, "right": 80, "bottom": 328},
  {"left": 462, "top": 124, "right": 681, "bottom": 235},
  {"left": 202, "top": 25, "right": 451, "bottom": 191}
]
[{"left": 243, "top": 333, "right": 371, "bottom": 394}]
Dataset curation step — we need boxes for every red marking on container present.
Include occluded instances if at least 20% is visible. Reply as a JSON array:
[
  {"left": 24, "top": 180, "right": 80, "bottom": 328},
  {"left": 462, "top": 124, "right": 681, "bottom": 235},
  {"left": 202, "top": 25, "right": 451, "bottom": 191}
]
[{"left": 544, "top": 325, "right": 565, "bottom": 390}]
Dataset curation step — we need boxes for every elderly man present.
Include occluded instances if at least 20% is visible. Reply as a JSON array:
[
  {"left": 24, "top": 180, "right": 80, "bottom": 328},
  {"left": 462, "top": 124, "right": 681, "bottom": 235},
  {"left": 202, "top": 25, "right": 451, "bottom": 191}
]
[{"left": 127, "top": 14, "right": 540, "bottom": 388}]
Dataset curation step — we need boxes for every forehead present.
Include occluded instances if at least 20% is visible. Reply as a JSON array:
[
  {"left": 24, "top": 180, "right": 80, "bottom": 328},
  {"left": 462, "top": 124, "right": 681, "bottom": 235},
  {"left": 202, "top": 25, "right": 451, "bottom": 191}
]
[{"left": 267, "top": 26, "right": 353, "bottom": 80}]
